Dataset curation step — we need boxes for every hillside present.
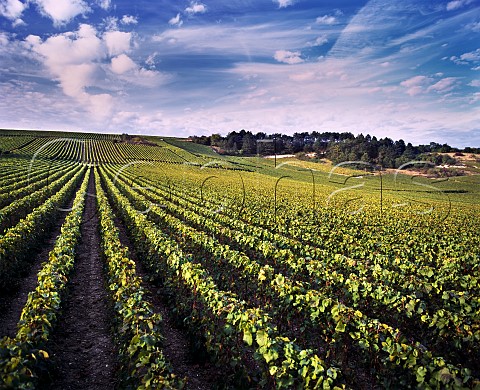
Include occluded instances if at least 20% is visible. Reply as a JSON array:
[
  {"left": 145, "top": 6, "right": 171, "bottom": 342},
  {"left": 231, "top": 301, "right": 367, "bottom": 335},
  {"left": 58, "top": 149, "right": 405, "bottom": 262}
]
[{"left": 0, "top": 129, "right": 479, "bottom": 389}]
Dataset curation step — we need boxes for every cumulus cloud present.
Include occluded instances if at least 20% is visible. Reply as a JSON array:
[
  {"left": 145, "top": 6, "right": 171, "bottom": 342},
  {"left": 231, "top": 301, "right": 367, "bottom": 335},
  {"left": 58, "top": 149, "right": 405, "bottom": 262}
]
[
  {"left": 26, "top": 24, "right": 104, "bottom": 68},
  {"left": 0, "top": 0, "right": 27, "bottom": 21},
  {"left": 0, "top": 32, "right": 8, "bottom": 46},
  {"left": 102, "top": 16, "right": 118, "bottom": 30},
  {"left": 169, "top": 13, "right": 183, "bottom": 27},
  {"left": 96, "top": 0, "right": 110, "bottom": 10},
  {"left": 34, "top": 0, "right": 91, "bottom": 27},
  {"left": 468, "top": 80, "right": 480, "bottom": 87},
  {"left": 274, "top": 0, "right": 294, "bottom": 8},
  {"left": 111, "top": 53, "right": 137, "bottom": 74},
  {"left": 121, "top": 14, "right": 138, "bottom": 24},
  {"left": 24, "top": 24, "right": 112, "bottom": 119},
  {"left": 103, "top": 30, "right": 132, "bottom": 56},
  {"left": 12, "top": 17, "right": 25, "bottom": 26},
  {"left": 274, "top": 50, "right": 304, "bottom": 64},
  {"left": 451, "top": 48, "right": 480, "bottom": 65},
  {"left": 315, "top": 15, "right": 338, "bottom": 25},
  {"left": 185, "top": 2, "right": 206, "bottom": 14},
  {"left": 22, "top": 23, "right": 167, "bottom": 121},
  {"left": 446, "top": 0, "right": 474, "bottom": 11}
]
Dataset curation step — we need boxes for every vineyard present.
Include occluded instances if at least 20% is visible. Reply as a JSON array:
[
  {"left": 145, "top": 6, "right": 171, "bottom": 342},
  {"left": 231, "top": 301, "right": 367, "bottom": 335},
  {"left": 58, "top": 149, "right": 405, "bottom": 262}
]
[{"left": 0, "top": 130, "right": 479, "bottom": 389}]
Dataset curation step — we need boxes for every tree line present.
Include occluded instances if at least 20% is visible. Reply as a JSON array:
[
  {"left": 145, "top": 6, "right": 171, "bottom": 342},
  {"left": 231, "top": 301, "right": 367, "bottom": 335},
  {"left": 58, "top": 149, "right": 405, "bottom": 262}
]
[{"left": 190, "top": 130, "right": 480, "bottom": 169}]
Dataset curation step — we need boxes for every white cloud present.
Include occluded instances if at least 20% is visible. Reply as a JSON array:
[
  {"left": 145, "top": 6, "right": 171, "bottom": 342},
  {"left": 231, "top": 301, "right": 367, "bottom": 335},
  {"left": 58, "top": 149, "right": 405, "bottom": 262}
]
[
  {"left": 152, "top": 24, "right": 314, "bottom": 57},
  {"left": 12, "top": 17, "right": 25, "bottom": 26},
  {"left": 469, "top": 80, "right": 480, "bottom": 87},
  {"left": 0, "top": 0, "right": 27, "bottom": 21},
  {"left": 145, "top": 52, "right": 158, "bottom": 68},
  {"left": 315, "top": 15, "right": 338, "bottom": 25},
  {"left": 26, "top": 24, "right": 104, "bottom": 67},
  {"left": 470, "top": 92, "right": 480, "bottom": 103},
  {"left": 111, "top": 53, "right": 137, "bottom": 74},
  {"left": 59, "top": 63, "right": 96, "bottom": 96},
  {"left": 21, "top": 23, "right": 167, "bottom": 121},
  {"left": 34, "top": 0, "right": 91, "bottom": 27},
  {"left": 185, "top": 2, "right": 206, "bottom": 14},
  {"left": 103, "top": 30, "right": 132, "bottom": 56},
  {"left": 169, "top": 13, "right": 183, "bottom": 27},
  {"left": 121, "top": 14, "right": 138, "bottom": 25},
  {"left": 112, "top": 111, "right": 167, "bottom": 130},
  {"left": 118, "top": 67, "right": 169, "bottom": 88},
  {"left": 24, "top": 24, "right": 112, "bottom": 119},
  {"left": 446, "top": 0, "right": 474, "bottom": 11},
  {"left": 0, "top": 32, "right": 9, "bottom": 46},
  {"left": 460, "top": 48, "right": 480, "bottom": 62},
  {"left": 102, "top": 16, "right": 118, "bottom": 30},
  {"left": 400, "top": 75, "right": 429, "bottom": 88},
  {"left": 289, "top": 71, "right": 315, "bottom": 81},
  {"left": 307, "top": 35, "right": 328, "bottom": 47},
  {"left": 274, "top": 50, "right": 304, "bottom": 64},
  {"left": 467, "top": 21, "right": 480, "bottom": 32},
  {"left": 427, "top": 77, "right": 458, "bottom": 93},
  {"left": 88, "top": 93, "right": 114, "bottom": 119},
  {"left": 274, "top": 0, "right": 294, "bottom": 8},
  {"left": 96, "top": 0, "right": 110, "bottom": 10},
  {"left": 451, "top": 49, "right": 480, "bottom": 65},
  {"left": 400, "top": 75, "right": 459, "bottom": 96},
  {"left": 400, "top": 75, "right": 432, "bottom": 96}
]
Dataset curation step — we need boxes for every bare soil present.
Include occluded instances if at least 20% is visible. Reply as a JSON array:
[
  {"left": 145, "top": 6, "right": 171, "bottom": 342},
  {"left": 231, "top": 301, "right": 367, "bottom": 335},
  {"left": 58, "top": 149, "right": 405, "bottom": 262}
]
[
  {"left": 46, "top": 171, "right": 118, "bottom": 389},
  {"left": 0, "top": 189, "right": 76, "bottom": 338}
]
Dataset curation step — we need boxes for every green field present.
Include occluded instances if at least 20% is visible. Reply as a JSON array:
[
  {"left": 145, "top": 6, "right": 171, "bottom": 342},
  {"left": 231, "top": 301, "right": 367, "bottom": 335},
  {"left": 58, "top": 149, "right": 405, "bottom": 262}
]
[{"left": 0, "top": 130, "right": 479, "bottom": 389}]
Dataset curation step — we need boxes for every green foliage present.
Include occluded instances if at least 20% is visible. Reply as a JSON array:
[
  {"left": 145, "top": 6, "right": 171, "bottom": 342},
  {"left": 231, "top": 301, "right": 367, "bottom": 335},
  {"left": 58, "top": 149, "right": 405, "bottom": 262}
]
[
  {"left": 94, "top": 168, "right": 183, "bottom": 389},
  {"left": 0, "top": 169, "right": 89, "bottom": 388}
]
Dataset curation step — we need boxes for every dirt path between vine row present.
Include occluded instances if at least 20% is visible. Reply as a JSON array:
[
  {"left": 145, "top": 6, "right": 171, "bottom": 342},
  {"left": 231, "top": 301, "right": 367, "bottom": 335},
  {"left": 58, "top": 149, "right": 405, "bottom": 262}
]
[
  {"left": 47, "top": 170, "right": 118, "bottom": 389},
  {"left": 0, "top": 183, "right": 77, "bottom": 338},
  {"left": 112, "top": 212, "right": 221, "bottom": 390}
]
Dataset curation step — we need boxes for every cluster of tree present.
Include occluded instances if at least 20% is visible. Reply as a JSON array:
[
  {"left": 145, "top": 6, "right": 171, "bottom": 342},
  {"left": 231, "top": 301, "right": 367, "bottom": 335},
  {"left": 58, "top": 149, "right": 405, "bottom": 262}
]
[{"left": 189, "top": 130, "right": 477, "bottom": 168}]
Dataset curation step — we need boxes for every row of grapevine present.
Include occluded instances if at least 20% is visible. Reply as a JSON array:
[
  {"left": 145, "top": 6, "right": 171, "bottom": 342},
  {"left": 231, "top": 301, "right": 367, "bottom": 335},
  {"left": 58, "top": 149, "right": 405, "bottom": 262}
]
[
  {"left": 117, "top": 167, "right": 479, "bottom": 306},
  {"left": 0, "top": 130, "right": 121, "bottom": 141},
  {"left": 0, "top": 166, "right": 86, "bottom": 288},
  {"left": 94, "top": 169, "right": 182, "bottom": 389},
  {"left": 100, "top": 166, "right": 346, "bottom": 389},
  {"left": 2, "top": 133, "right": 257, "bottom": 170},
  {"left": 0, "top": 137, "right": 35, "bottom": 154},
  {"left": 106, "top": 166, "right": 480, "bottom": 386},
  {"left": 0, "top": 167, "right": 185, "bottom": 389},
  {"left": 0, "top": 158, "right": 67, "bottom": 192},
  {"left": 111, "top": 167, "right": 479, "bottom": 359},
  {"left": 0, "top": 168, "right": 90, "bottom": 388},
  {"left": 102, "top": 162, "right": 479, "bottom": 388},
  {"left": 0, "top": 163, "right": 83, "bottom": 233},
  {"left": 0, "top": 161, "right": 77, "bottom": 209}
]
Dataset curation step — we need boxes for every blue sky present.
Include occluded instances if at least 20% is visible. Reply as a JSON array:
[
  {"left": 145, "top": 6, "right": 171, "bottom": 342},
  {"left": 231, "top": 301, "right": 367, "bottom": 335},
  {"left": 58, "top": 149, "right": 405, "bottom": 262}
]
[{"left": 0, "top": 0, "right": 479, "bottom": 146}]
